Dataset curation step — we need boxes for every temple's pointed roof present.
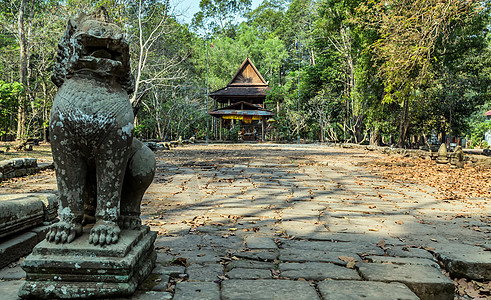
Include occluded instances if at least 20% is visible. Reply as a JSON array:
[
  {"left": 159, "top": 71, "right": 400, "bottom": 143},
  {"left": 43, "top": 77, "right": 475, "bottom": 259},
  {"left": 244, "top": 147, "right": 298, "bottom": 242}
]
[
  {"left": 210, "top": 57, "right": 270, "bottom": 104},
  {"left": 228, "top": 57, "right": 268, "bottom": 87}
]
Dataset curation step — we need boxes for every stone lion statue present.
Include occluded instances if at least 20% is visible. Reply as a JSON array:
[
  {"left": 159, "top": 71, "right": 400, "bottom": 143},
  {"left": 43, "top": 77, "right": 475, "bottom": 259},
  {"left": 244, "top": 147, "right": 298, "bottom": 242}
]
[{"left": 46, "top": 7, "right": 155, "bottom": 246}]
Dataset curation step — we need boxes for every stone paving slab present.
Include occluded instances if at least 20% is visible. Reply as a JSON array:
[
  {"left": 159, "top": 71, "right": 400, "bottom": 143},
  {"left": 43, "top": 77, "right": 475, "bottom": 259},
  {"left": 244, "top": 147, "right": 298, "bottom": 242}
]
[
  {"left": 434, "top": 242, "right": 491, "bottom": 280},
  {"left": 279, "top": 262, "right": 360, "bottom": 281},
  {"left": 279, "top": 248, "right": 361, "bottom": 265},
  {"left": 173, "top": 282, "right": 220, "bottom": 300},
  {"left": 0, "top": 280, "right": 22, "bottom": 300},
  {"left": 0, "top": 265, "right": 25, "bottom": 280},
  {"left": 225, "top": 259, "right": 273, "bottom": 271},
  {"left": 281, "top": 239, "right": 385, "bottom": 256},
  {"left": 221, "top": 279, "right": 319, "bottom": 300},
  {"left": 231, "top": 249, "right": 278, "bottom": 261},
  {"left": 386, "top": 246, "right": 435, "bottom": 260},
  {"left": 358, "top": 263, "right": 455, "bottom": 300},
  {"left": 187, "top": 264, "right": 223, "bottom": 282},
  {"left": 227, "top": 267, "right": 272, "bottom": 279},
  {"left": 244, "top": 235, "right": 277, "bottom": 249},
  {"left": 131, "top": 291, "right": 172, "bottom": 300},
  {"left": 317, "top": 280, "right": 419, "bottom": 300},
  {"left": 365, "top": 256, "right": 440, "bottom": 268}
]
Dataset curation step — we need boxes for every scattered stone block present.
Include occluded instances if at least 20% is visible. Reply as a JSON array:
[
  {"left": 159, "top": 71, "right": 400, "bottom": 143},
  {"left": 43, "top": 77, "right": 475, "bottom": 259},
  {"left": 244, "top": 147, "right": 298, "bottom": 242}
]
[
  {"left": 358, "top": 263, "right": 454, "bottom": 300},
  {"left": 0, "top": 160, "right": 14, "bottom": 173},
  {"left": 318, "top": 280, "right": 419, "bottom": 300},
  {"left": 11, "top": 158, "right": 25, "bottom": 168},
  {"left": 221, "top": 279, "right": 319, "bottom": 300},
  {"left": 13, "top": 168, "right": 27, "bottom": 177},
  {"left": 173, "top": 282, "right": 220, "bottom": 300},
  {"left": 24, "top": 158, "right": 37, "bottom": 168},
  {"left": 450, "top": 146, "right": 464, "bottom": 168}
]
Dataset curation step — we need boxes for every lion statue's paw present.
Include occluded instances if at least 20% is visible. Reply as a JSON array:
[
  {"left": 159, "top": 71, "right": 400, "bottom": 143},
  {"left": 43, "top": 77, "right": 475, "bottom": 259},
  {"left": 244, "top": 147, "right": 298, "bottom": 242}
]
[
  {"left": 46, "top": 221, "right": 83, "bottom": 244},
  {"left": 89, "top": 220, "right": 121, "bottom": 246}
]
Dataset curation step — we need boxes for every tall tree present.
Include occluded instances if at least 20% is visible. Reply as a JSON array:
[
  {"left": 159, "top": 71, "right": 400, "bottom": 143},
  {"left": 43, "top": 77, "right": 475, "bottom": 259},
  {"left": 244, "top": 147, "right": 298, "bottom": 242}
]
[
  {"left": 16, "top": 0, "right": 35, "bottom": 141},
  {"left": 358, "top": 0, "right": 483, "bottom": 147},
  {"left": 192, "top": 0, "right": 252, "bottom": 36}
]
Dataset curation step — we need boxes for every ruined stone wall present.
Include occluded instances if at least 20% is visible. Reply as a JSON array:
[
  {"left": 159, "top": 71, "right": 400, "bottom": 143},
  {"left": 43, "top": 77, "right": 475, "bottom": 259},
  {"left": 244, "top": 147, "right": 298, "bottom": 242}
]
[{"left": 0, "top": 158, "right": 53, "bottom": 181}]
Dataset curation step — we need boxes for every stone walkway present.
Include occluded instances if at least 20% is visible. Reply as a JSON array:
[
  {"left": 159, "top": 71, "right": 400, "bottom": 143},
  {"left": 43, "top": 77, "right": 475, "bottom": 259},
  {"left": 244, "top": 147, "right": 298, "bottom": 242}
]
[{"left": 0, "top": 144, "right": 489, "bottom": 299}]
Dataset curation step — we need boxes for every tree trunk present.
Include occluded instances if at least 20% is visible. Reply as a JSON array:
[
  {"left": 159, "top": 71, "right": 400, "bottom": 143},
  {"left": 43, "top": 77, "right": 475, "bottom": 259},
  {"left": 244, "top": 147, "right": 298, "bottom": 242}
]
[
  {"left": 16, "top": 0, "right": 28, "bottom": 141},
  {"left": 16, "top": 0, "right": 35, "bottom": 142},
  {"left": 397, "top": 98, "right": 410, "bottom": 148},
  {"left": 370, "top": 127, "right": 381, "bottom": 146}
]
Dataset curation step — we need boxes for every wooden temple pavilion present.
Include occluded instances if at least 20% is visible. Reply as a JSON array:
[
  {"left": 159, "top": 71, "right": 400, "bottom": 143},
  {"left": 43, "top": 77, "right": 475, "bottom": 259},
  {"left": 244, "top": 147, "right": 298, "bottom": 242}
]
[{"left": 208, "top": 57, "right": 274, "bottom": 141}]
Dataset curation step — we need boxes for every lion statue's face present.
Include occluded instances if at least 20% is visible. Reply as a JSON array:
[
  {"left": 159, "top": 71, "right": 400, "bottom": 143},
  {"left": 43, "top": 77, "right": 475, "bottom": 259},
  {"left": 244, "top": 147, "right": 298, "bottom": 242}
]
[{"left": 52, "top": 6, "right": 134, "bottom": 94}]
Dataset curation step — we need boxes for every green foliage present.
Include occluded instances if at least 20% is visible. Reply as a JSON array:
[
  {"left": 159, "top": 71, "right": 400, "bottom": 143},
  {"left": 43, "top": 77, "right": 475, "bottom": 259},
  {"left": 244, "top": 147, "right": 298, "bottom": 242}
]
[
  {"left": 0, "top": 81, "right": 22, "bottom": 138},
  {"left": 470, "top": 121, "right": 491, "bottom": 148},
  {"left": 0, "top": 0, "right": 490, "bottom": 145},
  {"left": 192, "top": 0, "right": 252, "bottom": 36}
]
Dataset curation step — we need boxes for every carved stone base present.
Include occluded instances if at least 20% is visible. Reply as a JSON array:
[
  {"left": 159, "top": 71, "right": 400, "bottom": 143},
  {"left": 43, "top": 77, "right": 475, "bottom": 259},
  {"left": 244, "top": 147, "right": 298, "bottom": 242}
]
[{"left": 19, "top": 226, "right": 156, "bottom": 299}]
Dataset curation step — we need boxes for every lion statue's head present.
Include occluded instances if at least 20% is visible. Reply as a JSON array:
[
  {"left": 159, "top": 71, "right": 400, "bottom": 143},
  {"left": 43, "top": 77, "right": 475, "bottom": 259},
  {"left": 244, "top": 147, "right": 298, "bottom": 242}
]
[{"left": 52, "top": 6, "right": 134, "bottom": 94}]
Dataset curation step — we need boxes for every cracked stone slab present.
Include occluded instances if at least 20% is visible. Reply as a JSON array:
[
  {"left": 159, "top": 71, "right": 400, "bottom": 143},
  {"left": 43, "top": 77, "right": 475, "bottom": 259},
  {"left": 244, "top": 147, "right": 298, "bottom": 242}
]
[
  {"left": 386, "top": 246, "right": 435, "bottom": 260},
  {"left": 221, "top": 279, "right": 319, "bottom": 300},
  {"left": 358, "top": 263, "right": 454, "bottom": 300},
  {"left": 133, "top": 291, "right": 172, "bottom": 300},
  {"left": 318, "top": 280, "right": 419, "bottom": 300},
  {"left": 173, "top": 281, "right": 220, "bottom": 300},
  {"left": 231, "top": 250, "right": 278, "bottom": 261},
  {"left": 0, "top": 265, "right": 26, "bottom": 280},
  {"left": 153, "top": 264, "right": 185, "bottom": 276},
  {"left": 279, "top": 262, "right": 360, "bottom": 281},
  {"left": 171, "top": 249, "right": 224, "bottom": 264},
  {"left": 434, "top": 243, "right": 491, "bottom": 280},
  {"left": 187, "top": 264, "right": 223, "bottom": 282},
  {"left": 225, "top": 260, "right": 273, "bottom": 271},
  {"left": 0, "top": 280, "right": 23, "bottom": 300},
  {"left": 281, "top": 240, "right": 384, "bottom": 256},
  {"left": 244, "top": 236, "right": 277, "bottom": 249},
  {"left": 280, "top": 248, "right": 361, "bottom": 265},
  {"left": 227, "top": 268, "right": 272, "bottom": 279},
  {"left": 365, "top": 256, "right": 439, "bottom": 268}
]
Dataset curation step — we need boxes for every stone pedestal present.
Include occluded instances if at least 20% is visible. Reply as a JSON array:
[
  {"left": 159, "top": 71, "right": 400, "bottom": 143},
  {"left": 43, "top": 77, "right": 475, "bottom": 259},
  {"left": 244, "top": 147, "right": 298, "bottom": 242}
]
[{"left": 19, "top": 226, "right": 156, "bottom": 299}]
